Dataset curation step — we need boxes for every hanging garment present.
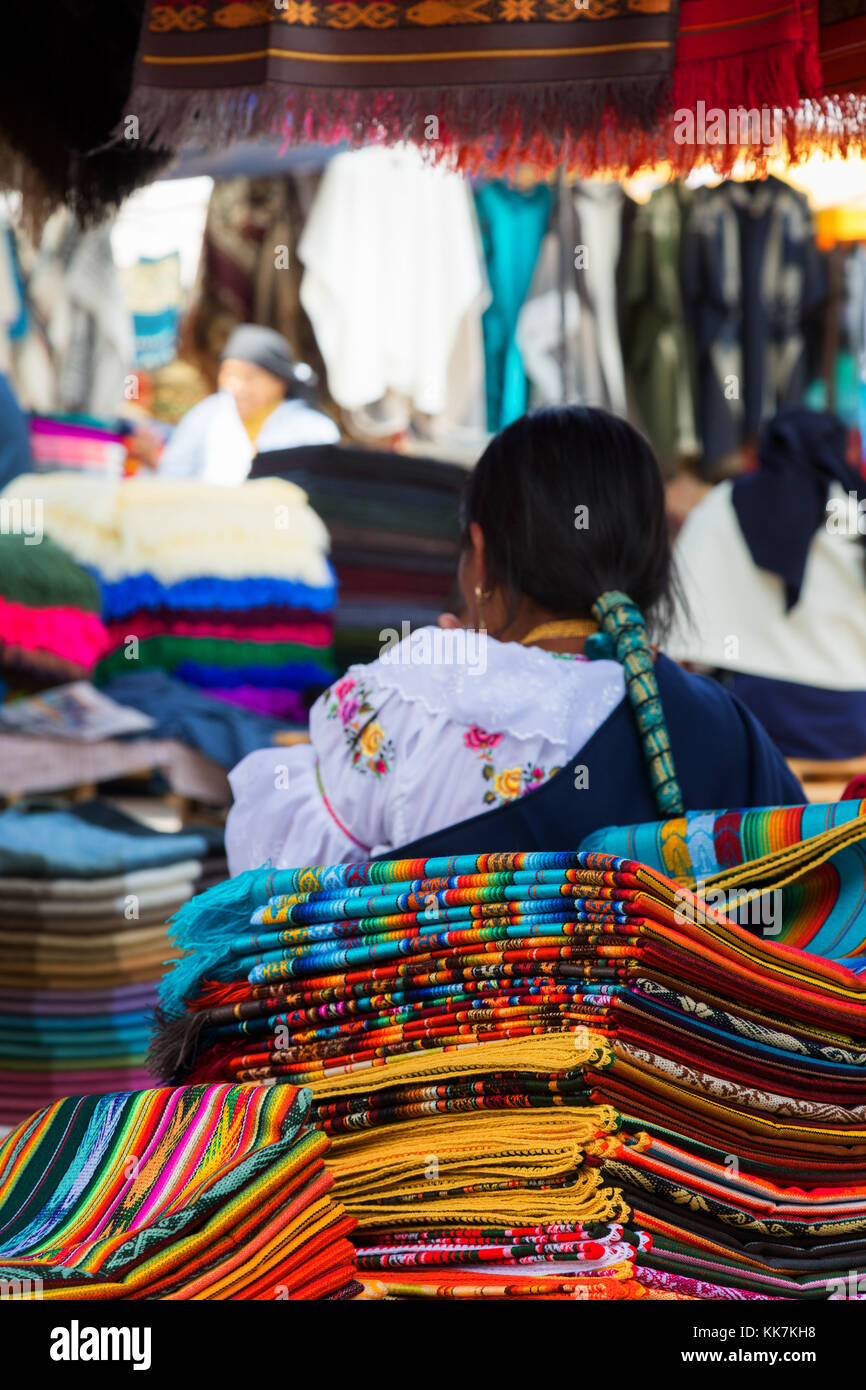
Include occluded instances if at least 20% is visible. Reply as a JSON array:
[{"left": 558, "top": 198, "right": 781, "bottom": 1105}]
[
  {"left": 121, "top": 252, "right": 182, "bottom": 370},
  {"left": 0, "top": 375, "right": 30, "bottom": 489},
  {"left": 475, "top": 182, "right": 552, "bottom": 431},
  {"left": 0, "top": 216, "right": 25, "bottom": 378},
  {"left": 843, "top": 243, "right": 866, "bottom": 450},
  {"left": 128, "top": 0, "right": 681, "bottom": 178},
  {"left": 299, "top": 147, "right": 487, "bottom": 431},
  {"left": 620, "top": 184, "right": 700, "bottom": 470},
  {"left": 682, "top": 178, "right": 826, "bottom": 470},
  {"left": 182, "top": 174, "right": 328, "bottom": 395},
  {"left": 159, "top": 390, "right": 338, "bottom": 485},
  {"left": 24, "top": 210, "right": 134, "bottom": 419},
  {"left": 516, "top": 182, "right": 628, "bottom": 416}
]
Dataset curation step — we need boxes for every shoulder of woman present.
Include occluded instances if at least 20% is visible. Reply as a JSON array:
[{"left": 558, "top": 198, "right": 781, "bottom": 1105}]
[{"left": 314, "top": 626, "right": 625, "bottom": 746}]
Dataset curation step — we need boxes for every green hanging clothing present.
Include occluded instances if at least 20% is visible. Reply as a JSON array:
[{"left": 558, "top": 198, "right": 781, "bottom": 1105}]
[
  {"left": 475, "top": 182, "right": 553, "bottom": 433},
  {"left": 620, "top": 183, "right": 700, "bottom": 474}
]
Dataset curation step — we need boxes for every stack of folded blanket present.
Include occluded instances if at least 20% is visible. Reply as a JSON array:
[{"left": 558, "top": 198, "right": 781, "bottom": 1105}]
[
  {"left": 0, "top": 533, "right": 110, "bottom": 692},
  {"left": 2, "top": 473, "right": 337, "bottom": 721},
  {"left": 28, "top": 415, "right": 128, "bottom": 475},
  {"left": 252, "top": 445, "right": 464, "bottom": 668},
  {"left": 149, "top": 832, "right": 866, "bottom": 1300},
  {"left": 0, "top": 1081, "right": 359, "bottom": 1299},
  {"left": 0, "top": 800, "right": 225, "bottom": 1128}
]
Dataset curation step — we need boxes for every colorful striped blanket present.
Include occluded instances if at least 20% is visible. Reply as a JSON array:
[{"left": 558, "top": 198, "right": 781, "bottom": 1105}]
[
  {"left": 582, "top": 799, "right": 866, "bottom": 969},
  {"left": 0, "top": 1082, "right": 357, "bottom": 1299}
]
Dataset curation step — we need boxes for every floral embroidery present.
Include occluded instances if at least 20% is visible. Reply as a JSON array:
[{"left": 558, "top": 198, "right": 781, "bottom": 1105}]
[
  {"left": 463, "top": 725, "right": 503, "bottom": 752},
  {"left": 464, "top": 724, "right": 559, "bottom": 805},
  {"left": 325, "top": 676, "right": 394, "bottom": 777},
  {"left": 482, "top": 759, "right": 562, "bottom": 805}
]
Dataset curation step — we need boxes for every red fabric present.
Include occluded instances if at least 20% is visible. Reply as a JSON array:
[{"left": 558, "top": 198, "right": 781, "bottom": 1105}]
[
  {"left": 673, "top": 0, "right": 822, "bottom": 108},
  {"left": 820, "top": 5, "right": 866, "bottom": 96}
]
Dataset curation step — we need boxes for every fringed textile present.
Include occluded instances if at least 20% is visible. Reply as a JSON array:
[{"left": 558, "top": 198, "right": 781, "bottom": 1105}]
[
  {"left": 151, "top": 841, "right": 866, "bottom": 1297},
  {"left": 129, "top": 0, "right": 681, "bottom": 177}
]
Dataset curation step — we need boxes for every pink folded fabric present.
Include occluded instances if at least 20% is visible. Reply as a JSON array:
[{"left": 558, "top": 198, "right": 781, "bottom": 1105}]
[
  {"left": 0, "top": 595, "right": 110, "bottom": 668},
  {"left": 105, "top": 615, "right": 333, "bottom": 646}
]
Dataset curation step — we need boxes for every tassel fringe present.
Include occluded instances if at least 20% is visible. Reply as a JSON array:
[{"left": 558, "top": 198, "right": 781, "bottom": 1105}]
[
  {"left": 148, "top": 1003, "right": 211, "bottom": 1083},
  {"left": 124, "top": 74, "right": 866, "bottom": 182}
]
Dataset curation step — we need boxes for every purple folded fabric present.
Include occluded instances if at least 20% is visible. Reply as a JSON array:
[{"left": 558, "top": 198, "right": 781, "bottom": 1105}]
[{"left": 206, "top": 685, "right": 308, "bottom": 721}]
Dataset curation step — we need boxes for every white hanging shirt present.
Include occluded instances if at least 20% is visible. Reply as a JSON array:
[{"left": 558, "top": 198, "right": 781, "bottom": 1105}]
[
  {"left": 298, "top": 146, "right": 487, "bottom": 419},
  {"left": 226, "top": 626, "right": 625, "bottom": 874}
]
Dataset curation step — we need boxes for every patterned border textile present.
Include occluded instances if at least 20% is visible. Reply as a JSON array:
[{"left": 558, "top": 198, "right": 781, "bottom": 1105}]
[{"left": 130, "top": 0, "right": 681, "bottom": 174}]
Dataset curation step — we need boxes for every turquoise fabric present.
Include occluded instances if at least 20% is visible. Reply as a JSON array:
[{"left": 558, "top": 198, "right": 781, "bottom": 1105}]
[{"left": 475, "top": 182, "right": 552, "bottom": 432}]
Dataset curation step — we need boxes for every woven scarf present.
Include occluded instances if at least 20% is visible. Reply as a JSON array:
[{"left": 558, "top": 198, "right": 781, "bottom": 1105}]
[
  {"left": 669, "top": 0, "right": 823, "bottom": 170},
  {"left": 582, "top": 798, "right": 866, "bottom": 967},
  {"left": 130, "top": 0, "right": 681, "bottom": 176},
  {"left": 0, "top": 1081, "right": 357, "bottom": 1300}
]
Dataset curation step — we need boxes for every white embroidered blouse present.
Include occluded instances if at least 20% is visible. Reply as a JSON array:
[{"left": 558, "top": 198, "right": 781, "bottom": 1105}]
[{"left": 225, "top": 626, "right": 626, "bottom": 875}]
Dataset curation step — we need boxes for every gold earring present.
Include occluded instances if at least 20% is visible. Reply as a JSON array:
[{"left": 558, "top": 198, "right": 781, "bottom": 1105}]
[{"left": 474, "top": 584, "right": 492, "bottom": 630}]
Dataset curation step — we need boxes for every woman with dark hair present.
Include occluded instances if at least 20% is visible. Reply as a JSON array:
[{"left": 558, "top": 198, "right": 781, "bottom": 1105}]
[{"left": 226, "top": 406, "right": 803, "bottom": 874}]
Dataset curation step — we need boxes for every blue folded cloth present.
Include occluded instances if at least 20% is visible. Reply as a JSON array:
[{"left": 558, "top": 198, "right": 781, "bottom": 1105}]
[
  {"left": 0, "top": 800, "right": 223, "bottom": 879},
  {"left": 100, "top": 670, "right": 295, "bottom": 769}
]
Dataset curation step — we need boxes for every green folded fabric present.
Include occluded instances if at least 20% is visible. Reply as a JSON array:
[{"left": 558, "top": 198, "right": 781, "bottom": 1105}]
[
  {"left": 97, "top": 634, "right": 332, "bottom": 675},
  {"left": 0, "top": 533, "right": 101, "bottom": 612}
]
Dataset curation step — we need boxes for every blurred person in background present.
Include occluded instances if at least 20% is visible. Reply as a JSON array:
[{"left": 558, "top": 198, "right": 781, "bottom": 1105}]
[
  {"left": 158, "top": 324, "right": 338, "bottom": 484},
  {"left": 665, "top": 408, "right": 866, "bottom": 761}
]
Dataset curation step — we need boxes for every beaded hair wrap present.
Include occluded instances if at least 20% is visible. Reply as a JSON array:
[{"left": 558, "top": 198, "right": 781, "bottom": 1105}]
[{"left": 585, "top": 590, "right": 684, "bottom": 817}]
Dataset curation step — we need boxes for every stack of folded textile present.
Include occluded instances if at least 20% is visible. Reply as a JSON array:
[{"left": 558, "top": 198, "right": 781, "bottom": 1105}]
[
  {"left": 310, "top": 1036, "right": 678, "bottom": 1301},
  {"left": 29, "top": 415, "right": 128, "bottom": 475},
  {"left": 252, "top": 445, "right": 464, "bottom": 668},
  {"left": 0, "top": 1081, "right": 359, "bottom": 1300},
  {"left": 150, "top": 836, "right": 866, "bottom": 1300},
  {"left": 582, "top": 797, "right": 866, "bottom": 973},
  {"left": 3, "top": 473, "right": 337, "bottom": 721},
  {"left": 0, "top": 533, "right": 110, "bottom": 692},
  {"left": 0, "top": 800, "right": 225, "bottom": 1128}
]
